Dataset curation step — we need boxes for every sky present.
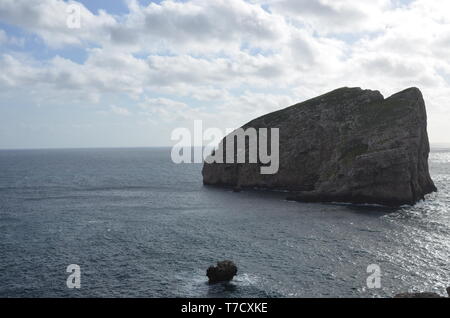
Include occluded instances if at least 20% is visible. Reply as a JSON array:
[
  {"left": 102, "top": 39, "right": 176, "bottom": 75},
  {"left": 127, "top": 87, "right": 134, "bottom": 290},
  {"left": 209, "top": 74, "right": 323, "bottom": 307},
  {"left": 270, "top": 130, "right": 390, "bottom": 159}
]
[{"left": 0, "top": 0, "right": 449, "bottom": 149}]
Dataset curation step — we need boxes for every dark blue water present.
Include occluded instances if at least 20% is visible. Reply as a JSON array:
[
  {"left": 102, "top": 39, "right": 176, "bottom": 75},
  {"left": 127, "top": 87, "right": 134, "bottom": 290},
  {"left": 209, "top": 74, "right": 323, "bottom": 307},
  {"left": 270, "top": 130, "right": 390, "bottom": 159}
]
[{"left": 0, "top": 148, "right": 449, "bottom": 297}]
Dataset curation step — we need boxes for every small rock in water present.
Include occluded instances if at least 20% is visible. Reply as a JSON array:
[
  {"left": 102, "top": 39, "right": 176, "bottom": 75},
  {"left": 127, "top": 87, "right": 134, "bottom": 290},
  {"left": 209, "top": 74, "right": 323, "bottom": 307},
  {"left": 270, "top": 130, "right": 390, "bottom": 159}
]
[{"left": 206, "top": 260, "right": 238, "bottom": 284}]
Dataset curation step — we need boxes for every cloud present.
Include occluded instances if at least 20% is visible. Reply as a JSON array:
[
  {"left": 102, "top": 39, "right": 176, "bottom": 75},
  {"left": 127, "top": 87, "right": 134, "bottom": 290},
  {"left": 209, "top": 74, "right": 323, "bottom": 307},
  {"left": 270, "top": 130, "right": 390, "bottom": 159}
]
[
  {"left": 138, "top": 97, "right": 208, "bottom": 122},
  {"left": 1, "top": 0, "right": 450, "bottom": 145},
  {"left": 111, "top": 0, "right": 288, "bottom": 54},
  {"left": 137, "top": 92, "right": 296, "bottom": 130},
  {"left": 0, "top": 29, "right": 24, "bottom": 47},
  {"left": 110, "top": 105, "right": 131, "bottom": 116},
  {"left": 213, "top": 91, "right": 296, "bottom": 128},
  {"left": 0, "top": 50, "right": 148, "bottom": 100},
  {"left": 0, "top": 0, "right": 288, "bottom": 53},
  {"left": 254, "top": 0, "right": 393, "bottom": 34},
  {"left": 145, "top": 53, "right": 291, "bottom": 89},
  {"left": 0, "top": 0, "right": 115, "bottom": 48}
]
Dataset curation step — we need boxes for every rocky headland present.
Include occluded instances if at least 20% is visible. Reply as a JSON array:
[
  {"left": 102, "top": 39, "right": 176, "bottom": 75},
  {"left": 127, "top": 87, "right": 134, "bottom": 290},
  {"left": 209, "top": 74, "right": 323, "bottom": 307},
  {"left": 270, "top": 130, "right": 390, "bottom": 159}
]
[{"left": 202, "top": 87, "right": 437, "bottom": 206}]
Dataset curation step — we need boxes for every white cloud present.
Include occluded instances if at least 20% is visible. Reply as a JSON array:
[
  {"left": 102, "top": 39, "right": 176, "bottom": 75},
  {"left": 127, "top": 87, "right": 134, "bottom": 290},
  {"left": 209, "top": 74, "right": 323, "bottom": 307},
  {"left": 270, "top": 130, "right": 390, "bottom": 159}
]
[
  {"left": 110, "top": 0, "right": 288, "bottom": 54},
  {"left": 0, "top": 0, "right": 116, "bottom": 48},
  {"left": 252, "top": 0, "right": 394, "bottom": 34}
]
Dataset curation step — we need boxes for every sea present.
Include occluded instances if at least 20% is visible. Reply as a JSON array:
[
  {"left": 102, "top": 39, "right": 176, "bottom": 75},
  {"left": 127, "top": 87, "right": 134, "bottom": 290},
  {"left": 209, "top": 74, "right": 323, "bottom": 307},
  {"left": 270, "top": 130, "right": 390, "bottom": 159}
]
[{"left": 0, "top": 147, "right": 448, "bottom": 298}]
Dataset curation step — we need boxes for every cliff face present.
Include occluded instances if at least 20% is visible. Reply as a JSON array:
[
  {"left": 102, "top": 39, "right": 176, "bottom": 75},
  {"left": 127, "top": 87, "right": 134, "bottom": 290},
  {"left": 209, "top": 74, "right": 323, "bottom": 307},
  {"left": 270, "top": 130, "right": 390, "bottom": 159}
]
[{"left": 202, "top": 87, "right": 437, "bottom": 206}]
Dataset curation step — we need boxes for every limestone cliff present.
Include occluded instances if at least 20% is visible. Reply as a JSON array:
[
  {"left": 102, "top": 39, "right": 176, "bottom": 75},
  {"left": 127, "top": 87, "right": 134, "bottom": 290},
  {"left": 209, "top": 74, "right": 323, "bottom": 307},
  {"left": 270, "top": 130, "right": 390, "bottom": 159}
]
[{"left": 202, "top": 87, "right": 437, "bottom": 206}]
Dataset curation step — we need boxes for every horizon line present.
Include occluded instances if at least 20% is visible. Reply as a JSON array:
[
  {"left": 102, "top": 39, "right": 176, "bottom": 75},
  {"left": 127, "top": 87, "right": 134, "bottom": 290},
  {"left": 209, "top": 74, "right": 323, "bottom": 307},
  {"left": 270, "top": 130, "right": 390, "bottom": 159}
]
[{"left": 1, "top": 143, "right": 450, "bottom": 151}]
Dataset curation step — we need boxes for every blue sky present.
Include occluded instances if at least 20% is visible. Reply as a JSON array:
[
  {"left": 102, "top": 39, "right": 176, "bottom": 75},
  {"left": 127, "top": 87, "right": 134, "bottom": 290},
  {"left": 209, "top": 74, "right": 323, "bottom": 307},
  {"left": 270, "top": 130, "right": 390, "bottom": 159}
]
[{"left": 0, "top": 0, "right": 449, "bottom": 149}]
